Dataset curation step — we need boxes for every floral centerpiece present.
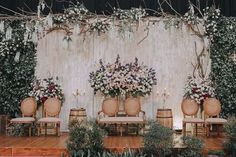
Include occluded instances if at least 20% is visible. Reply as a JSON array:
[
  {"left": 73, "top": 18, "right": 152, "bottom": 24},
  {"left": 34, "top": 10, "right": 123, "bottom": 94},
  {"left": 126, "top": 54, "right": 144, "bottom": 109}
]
[
  {"left": 123, "top": 58, "right": 157, "bottom": 97},
  {"left": 29, "top": 77, "right": 64, "bottom": 104},
  {"left": 184, "top": 76, "right": 216, "bottom": 104},
  {"left": 89, "top": 55, "right": 125, "bottom": 97},
  {"left": 89, "top": 55, "right": 157, "bottom": 98}
]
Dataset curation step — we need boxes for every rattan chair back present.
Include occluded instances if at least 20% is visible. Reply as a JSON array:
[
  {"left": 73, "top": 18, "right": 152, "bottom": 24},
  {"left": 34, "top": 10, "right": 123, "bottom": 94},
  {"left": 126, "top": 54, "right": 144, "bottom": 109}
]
[
  {"left": 181, "top": 99, "right": 199, "bottom": 117},
  {"left": 21, "top": 97, "right": 37, "bottom": 117},
  {"left": 203, "top": 98, "right": 221, "bottom": 117},
  {"left": 44, "top": 98, "right": 61, "bottom": 117}
]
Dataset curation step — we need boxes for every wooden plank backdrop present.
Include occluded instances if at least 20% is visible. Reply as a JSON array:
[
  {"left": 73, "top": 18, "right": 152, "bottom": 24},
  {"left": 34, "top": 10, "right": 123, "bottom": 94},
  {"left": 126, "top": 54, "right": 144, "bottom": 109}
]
[{"left": 36, "top": 18, "right": 210, "bottom": 131}]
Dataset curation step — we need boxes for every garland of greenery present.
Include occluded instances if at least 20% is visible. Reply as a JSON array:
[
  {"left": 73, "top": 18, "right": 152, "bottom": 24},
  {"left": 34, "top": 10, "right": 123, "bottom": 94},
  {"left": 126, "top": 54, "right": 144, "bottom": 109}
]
[
  {"left": 0, "top": 20, "right": 36, "bottom": 116},
  {"left": 210, "top": 17, "right": 236, "bottom": 117}
]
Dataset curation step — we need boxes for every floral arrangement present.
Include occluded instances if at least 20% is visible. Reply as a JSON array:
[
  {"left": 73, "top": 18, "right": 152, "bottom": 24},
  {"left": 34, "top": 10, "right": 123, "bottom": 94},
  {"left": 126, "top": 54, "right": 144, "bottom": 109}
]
[
  {"left": 123, "top": 58, "right": 157, "bottom": 97},
  {"left": 87, "top": 20, "right": 110, "bottom": 35},
  {"left": 182, "top": 4, "right": 200, "bottom": 25},
  {"left": 203, "top": 6, "right": 221, "bottom": 37},
  {"left": 53, "top": 3, "right": 89, "bottom": 25},
  {"left": 89, "top": 55, "right": 125, "bottom": 97},
  {"left": 29, "top": 77, "right": 64, "bottom": 104},
  {"left": 89, "top": 55, "right": 157, "bottom": 97},
  {"left": 184, "top": 76, "right": 216, "bottom": 104},
  {"left": 113, "top": 8, "right": 147, "bottom": 22}
]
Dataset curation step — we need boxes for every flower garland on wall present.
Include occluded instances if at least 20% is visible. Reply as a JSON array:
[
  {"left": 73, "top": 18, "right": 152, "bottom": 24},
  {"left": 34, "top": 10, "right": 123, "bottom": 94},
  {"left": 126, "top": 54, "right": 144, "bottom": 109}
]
[{"left": 89, "top": 55, "right": 157, "bottom": 98}]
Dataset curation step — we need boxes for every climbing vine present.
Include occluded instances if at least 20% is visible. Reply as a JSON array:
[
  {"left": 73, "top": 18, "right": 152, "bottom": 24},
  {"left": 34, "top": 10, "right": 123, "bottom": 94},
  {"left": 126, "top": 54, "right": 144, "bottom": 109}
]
[
  {"left": 210, "top": 17, "right": 236, "bottom": 117},
  {"left": 0, "top": 20, "right": 36, "bottom": 116}
]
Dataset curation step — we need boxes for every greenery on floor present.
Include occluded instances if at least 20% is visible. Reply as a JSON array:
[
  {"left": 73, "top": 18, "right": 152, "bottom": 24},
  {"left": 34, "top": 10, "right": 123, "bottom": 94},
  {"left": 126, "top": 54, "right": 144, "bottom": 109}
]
[
  {"left": 143, "top": 121, "right": 174, "bottom": 156},
  {"left": 66, "top": 120, "right": 207, "bottom": 157},
  {"left": 177, "top": 135, "right": 204, "bottom": 157},
  {"left": 210, "top": 16, "right": 236, "bottom": 117},
  {"left": 224, "top": 117, "right": 236, "bottom": 156},
  {"left": 67, "top": 120, "right": 105, "bottom": 156},
  {"left": 0, "top": 20, "right": 36, "bottom": 117}
]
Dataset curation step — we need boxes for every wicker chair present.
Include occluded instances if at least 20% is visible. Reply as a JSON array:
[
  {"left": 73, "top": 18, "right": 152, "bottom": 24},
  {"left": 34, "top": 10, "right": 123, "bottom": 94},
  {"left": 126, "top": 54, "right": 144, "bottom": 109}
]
[
  {"left": 203, "top": 98, "right": 227, "bottom": 136},
  {"left": 9, "top": 97, "right": 37, "bottom": 136},
  {"left": 182, "top": 99, "right": 204, "bottom": 136},
  {"left": 37, "top": 98, "right": 61, "bottom": 136}
]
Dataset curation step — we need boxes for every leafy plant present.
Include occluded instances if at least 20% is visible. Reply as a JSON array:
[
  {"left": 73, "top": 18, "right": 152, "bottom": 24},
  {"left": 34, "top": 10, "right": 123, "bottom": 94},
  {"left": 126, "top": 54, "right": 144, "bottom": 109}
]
[
  {"left": 178, "top": 135, "right": 204, "bottom": 157},
  {"left": 67, "top": 149, "right": 146, "bottom": 157},
  {"left": 143, "top": 121, "right": 174, "bottom": 157},
  {"left": 224, "top": 117, "right": 236, "bottom": 156},
  {"left": 210, "top": 16, "right": 236, "bottom": 117},
  {"left": 67, "top": 120, "right": 105, "bottom": 156},
  {"left": 0, "top": 20, "right": 36, "bottom": 116},
  {"left": 208, "top": 150, "right": 225, "bottom": 157}
]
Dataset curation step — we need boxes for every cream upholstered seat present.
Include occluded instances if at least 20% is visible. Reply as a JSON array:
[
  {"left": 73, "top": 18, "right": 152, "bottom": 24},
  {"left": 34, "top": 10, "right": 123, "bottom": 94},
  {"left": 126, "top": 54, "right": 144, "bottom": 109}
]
[
  {"left": 181, "top": 99, "right": 204, "bottom": 136},
  {"left": 11, "top": 117, "right": 35, "bottom": 123},
  {"left": 10, "top": 97, "right": 37, "bottom": 136},
  {"left": 204, "top": 98, "right": 227, "bottom": 136},
  {"left": 37, "top": 98, "right": 61, "bottom": 136}
]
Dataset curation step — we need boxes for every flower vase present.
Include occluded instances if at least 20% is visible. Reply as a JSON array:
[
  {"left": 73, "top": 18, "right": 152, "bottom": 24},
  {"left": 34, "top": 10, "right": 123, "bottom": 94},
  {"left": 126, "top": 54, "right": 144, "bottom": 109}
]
[{"left": 102, "top": 97, "right": 119, "bottom": 116}]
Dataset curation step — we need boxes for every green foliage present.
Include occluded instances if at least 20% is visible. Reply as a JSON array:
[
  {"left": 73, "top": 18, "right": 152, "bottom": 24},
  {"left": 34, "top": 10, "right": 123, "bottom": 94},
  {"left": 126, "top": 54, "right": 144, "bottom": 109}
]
[
  {"left": 143, "top": 121, "right": 174, "bottom": 157},
  {"left": 208, "top": 150, "right": 225, "bottom": 157},
  {"left": 66, "top": 149, "right": 146, "bottom": 157},
  {"left": 178, "top": 135, "right": 204, "bottom": 157},
  {"left": 224, "top": 117, "right": 236, "bottom": 156},
  {"left": 210, "top": 16, "right": 236, "bottom": 117},
  {"left": 0, "top": 20, "right": 36, "bottom": 116},
  {"left": 67, "top": 120, "right": 105, "bottom": 156}
]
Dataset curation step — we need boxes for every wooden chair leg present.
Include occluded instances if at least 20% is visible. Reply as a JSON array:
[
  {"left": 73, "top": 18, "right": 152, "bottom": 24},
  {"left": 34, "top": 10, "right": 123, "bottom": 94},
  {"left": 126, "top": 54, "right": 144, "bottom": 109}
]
[
  {"left": 206, "top": 124, "right": 210, "bottom": 137},
  {"left": 29, "top": 125, "right": 32, "bottom": 136},
  {"left": 182, "top": 122, "right": 186, "bottom": 136},
  {"left": 217, "top": 124, "right": 219, "bottom": 136},
  {"left": 195, "top": 123, "right": 197, "bottom": 136},
  {"left": 57, "top": 123, "right": 60, "bottom": 136},
  {"left": 37, "top": 123, "right": 40, "bottom": 136},
  {"left": 45, "top": 123, "right": 47, "bottom": 136}
]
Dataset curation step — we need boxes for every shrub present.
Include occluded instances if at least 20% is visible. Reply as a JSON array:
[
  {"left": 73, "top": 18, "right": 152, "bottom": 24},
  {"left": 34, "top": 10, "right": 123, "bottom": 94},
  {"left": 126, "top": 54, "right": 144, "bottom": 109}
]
[
  {"left": 178, "top": 135, "right": 204, "bottom": 157},
  {"left": 224, "top": 117, "right": 236, "bottom": 156},
  {"left": 67, "top": 120, "right": 104, "bottom": 156},
  {"left": 143, "top": 121, "right": 174, "bottom": 157},
  {"left": 208, "top": 150, "right": 225, "bottom": 157}
]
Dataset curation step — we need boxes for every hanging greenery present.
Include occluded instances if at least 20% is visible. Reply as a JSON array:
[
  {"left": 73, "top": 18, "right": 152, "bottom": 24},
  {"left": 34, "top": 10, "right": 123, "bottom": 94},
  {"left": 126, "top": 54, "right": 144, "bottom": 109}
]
[
  {"left": 210, "top": 16, "right": 236, "bottom": 117},
  {"left": 0, "top": 20, "right": 36, "bottom": 116}
]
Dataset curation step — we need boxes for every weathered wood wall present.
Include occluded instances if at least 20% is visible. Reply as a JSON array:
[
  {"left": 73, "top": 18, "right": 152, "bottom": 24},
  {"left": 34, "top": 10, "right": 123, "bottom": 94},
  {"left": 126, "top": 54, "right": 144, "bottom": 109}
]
[{"left": 36, "top": 19, "right": 210, "bottom": 131}]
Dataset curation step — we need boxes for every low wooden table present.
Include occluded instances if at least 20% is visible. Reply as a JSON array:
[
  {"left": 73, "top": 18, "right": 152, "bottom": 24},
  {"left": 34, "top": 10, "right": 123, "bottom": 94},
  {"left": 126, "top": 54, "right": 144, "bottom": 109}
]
[{"left": 97, "top": 117, "right": 145, "bottom": 136}]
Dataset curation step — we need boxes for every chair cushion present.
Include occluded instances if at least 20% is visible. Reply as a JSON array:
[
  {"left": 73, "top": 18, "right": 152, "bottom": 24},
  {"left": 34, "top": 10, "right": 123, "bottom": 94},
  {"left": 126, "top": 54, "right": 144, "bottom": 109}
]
[
  {"left": 38, "top": 117, "right": 60, "bottom": 123},
  {"left": 183, "top": 117, "right": 204, "bottom": 123},
  {"left": 205, "top": 118, "right": 227, "bottom": 124},
  {"left": 98, "top": 117, "right": 144, "bottom": 124},
  {"left": 11, "top": 117, "right": 35, "bottom": 123}
]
